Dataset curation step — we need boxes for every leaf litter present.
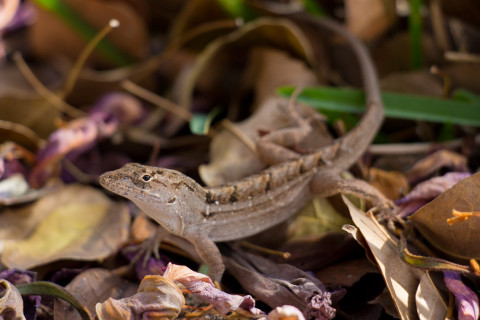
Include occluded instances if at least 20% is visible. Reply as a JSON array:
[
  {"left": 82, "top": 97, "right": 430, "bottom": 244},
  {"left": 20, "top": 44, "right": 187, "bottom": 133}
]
[{"left": 1, "top": 1, "right": 480, "bottom": 319}]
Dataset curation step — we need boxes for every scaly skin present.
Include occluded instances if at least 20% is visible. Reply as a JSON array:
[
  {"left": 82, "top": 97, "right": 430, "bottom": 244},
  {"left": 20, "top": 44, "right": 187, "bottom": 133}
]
[{"left": 99, "top": 17, "right": 386, "bottom": 282}]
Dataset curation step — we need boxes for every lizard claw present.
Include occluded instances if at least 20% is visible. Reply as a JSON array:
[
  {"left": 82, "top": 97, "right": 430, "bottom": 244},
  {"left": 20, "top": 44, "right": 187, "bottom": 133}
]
[{"left": 123, "top": 227, "right": 165, "bottom": 267}]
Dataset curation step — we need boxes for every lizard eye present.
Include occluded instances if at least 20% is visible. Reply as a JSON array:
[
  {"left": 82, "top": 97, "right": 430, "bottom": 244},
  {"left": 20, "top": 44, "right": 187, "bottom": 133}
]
[{"left": 142, "top": 174, "right": 152, "bottom": 182}]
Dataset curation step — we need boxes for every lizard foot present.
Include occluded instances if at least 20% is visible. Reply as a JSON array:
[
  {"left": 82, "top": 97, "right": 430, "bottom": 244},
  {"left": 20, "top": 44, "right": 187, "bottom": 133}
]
[{"left": 123, "top": 227, "right": 166, "bottom": 267}]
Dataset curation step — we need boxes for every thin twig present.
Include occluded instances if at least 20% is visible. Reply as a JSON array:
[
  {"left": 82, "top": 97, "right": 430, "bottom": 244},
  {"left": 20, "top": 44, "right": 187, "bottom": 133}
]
[
  {"left": 219, "top": 119, "right": 257, "bottom": 154},
  {"left": 63, "top": 19, "right": 120, "bottom": 96},
  {"left": 121, "top": 80, "right": 192, "bottom": 121},
  {"left": 13, "top": 52, "right": 85, "bottom": 118}
]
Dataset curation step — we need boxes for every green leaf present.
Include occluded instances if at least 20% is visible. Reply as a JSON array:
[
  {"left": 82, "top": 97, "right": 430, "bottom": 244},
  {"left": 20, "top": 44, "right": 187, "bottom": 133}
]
[
  {"left": 16, "top": 281, "right": 91, "bottom": 320},
  {"left": 278, "top": 86, "right": 480, "bottom": 127},
  {"left": 190, "top": 107, "right": 222, "bottom": 135}
]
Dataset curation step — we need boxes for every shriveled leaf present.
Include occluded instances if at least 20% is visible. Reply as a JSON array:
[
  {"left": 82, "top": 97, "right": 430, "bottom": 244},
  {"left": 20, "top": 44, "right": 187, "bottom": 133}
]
[
  {"left": 406, "top": 150, "right": 469, "bottom": 183},
  {"left": 0, "top": 279, "right": 25, "bottom": 320},
  {"left": 223, "top": 249, "right": 335, "bottom": 319},
  {"left": 200, "top": 98, "right": 329, "bottom": 186},
  {"left": 2, "top": 184, "right": 130, "bottom": 269},
  {"left": 95, "top": 274, "right": 184, "bottom": 320},
  {"left": 54, "top": 269, "right": 137, "bottom": 320},
  {"left": 343, "top": 196, "right": 421, "bottom": 320},
  {"left": 410, "top": 172, "right": 480, "bottom": 259},
  {"left": 164, "top": 263, "right": 263, "bottom": 316}
]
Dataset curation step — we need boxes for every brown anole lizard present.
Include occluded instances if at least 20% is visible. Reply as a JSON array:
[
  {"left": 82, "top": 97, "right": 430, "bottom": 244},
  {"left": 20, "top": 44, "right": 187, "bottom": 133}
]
[{"left": 99, "top": 18, "right": 388, "bottom": 282}]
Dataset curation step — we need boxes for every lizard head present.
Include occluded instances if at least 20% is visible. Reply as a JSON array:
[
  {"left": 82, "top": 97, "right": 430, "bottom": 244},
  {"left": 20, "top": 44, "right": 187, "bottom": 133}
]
[{"left": 99, "top": 163, "right": 207, "bottom": 215}]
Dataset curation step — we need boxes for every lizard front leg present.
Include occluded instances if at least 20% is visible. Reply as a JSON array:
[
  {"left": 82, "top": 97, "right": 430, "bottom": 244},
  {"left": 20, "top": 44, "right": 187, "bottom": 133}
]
[{"left": 186, "top": 232, "right": 225, "bottom": 282}]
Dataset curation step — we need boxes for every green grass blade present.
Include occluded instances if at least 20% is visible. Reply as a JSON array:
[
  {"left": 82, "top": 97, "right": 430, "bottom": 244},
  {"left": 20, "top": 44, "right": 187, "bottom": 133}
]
[{"left": 278, "top": 86, "right": 480, "bottom": 127}]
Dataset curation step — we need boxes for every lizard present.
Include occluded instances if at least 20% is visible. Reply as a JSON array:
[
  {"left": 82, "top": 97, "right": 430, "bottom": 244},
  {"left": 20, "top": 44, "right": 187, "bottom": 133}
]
[{"left": 99, "top": 17, "right": 389, "bottom": 282}]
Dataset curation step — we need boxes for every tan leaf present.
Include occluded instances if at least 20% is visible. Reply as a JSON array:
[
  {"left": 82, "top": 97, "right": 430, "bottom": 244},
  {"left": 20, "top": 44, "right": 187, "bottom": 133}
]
[
  {"left": 54, "top": 269, "right": 137, "bottom": 320},
  {"left": 410, "top": 171, "right": 480, "bottom": 259},
  {"left": 95, "top": 275, "right": 184, "bottom": 320},
  {"left": 345, "top": 0, "right": 396, "bottom": 41},
  {"left": 368, "top": 168, "right": 409, "bottom": 201},
  {"left": 1, "top": 184, "right": 130, "bottom": 269}
]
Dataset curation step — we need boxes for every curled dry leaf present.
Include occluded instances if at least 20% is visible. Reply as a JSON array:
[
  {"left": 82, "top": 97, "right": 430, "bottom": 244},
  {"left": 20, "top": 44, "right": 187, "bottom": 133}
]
[
  {"left": 95, "top": 275, "right": 184, "bottom": 320},
  {"left": 164, "top": 263, "right": 264, "bottom": 316},
  {"left": 410, "top": 172, "right": 480, "bottom": 259},
  {"left": 0, "top": 279, "right": 25, "bottom": 320},
  {"left": 406, "top": 150, "right": 469, "bottom": 184},
  {"left": 200, "top": 98, "right": 329, "bottom": 186},
  {"left": 178, "top": 16, "right": 319, "bottom": 121},
  {"left": 1, "top": 184, "right": 130, "bottom": 269},
  {"left": 223, "top": 249, "right": 335, "bottom": 319}
]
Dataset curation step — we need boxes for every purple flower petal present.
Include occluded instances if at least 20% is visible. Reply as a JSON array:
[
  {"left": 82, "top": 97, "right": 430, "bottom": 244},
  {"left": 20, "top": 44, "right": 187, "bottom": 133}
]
[
  {"left": 395, "top": 172, "right": 471, "bottom": 217},
  {"left": 444, "top": 271, "right": 479, "bottom": 320}
]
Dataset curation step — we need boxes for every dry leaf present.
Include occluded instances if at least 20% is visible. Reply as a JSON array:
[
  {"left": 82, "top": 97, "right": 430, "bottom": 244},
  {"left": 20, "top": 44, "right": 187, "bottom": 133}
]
[
  {"left": 410, "top": 172, "right": 480, "bottom": 259},
  {"left": 343, "top": 196, "right": 422, "bottom": 319},
  {"left": 315, "top": 258, "right": 379, "bottom": 287},
  {"left": 95, "top": 275, "right": 184, "bottom": 320},
  {"left": 200, "top": 98, "right": 330, "bottom": 185},
  {"left": 1, "top": 184, "right": 130, "bottom": 269},
  {"left": 345, "top": 0, "right": 396, "bottom": 41},
  {"left": 367, "top": 168, "right": 409, "bottom": 201},
  {"left": 54, "top": 269, "right": 137, "bottom": 320}
]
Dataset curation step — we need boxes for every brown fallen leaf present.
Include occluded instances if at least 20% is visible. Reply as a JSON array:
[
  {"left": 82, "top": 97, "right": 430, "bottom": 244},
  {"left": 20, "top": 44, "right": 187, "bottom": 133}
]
[
  {"left": 410, "top": 171, "right": 480, "bottom": 260},
  {"left": 345, "top": 0, "right": 396, "bottom": 41},
  {"left": 406, "top": 150, "right": 469, "bottom": 183},
  {"left": 95, "top": 274, "right": 185, "bottom": 320},
  {"left": 367, "top": 168, "right": 409, "bottom": 201},
  {"left": 315, "top": 258, "right": 379, "bottom": 288},
  {"left": 54, "top": 268, "right": 138, "bottom": 320},
  {"left": 200, "top": 98, "right": 331, "bottom": 186},
  {"left": 1, "top": 184, "right": 130, "bottom": 269}
]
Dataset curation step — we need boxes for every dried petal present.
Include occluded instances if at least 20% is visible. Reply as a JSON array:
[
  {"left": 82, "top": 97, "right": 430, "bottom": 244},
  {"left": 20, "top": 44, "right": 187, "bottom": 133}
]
[
  {"left": 95, "top": 275, "right": 184, "bottom": 320},
  {"left": 443, "top": 271, "right": 479, "bottom": 320},
  {"left": 164, "top": 263, "right": 264, "bottom": 316},
  {"left": 0, "top": 279, "right": 25, "bottom": 320},
  {"left": 395, "top": 172, "right": 470, "bottom": 217}
]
